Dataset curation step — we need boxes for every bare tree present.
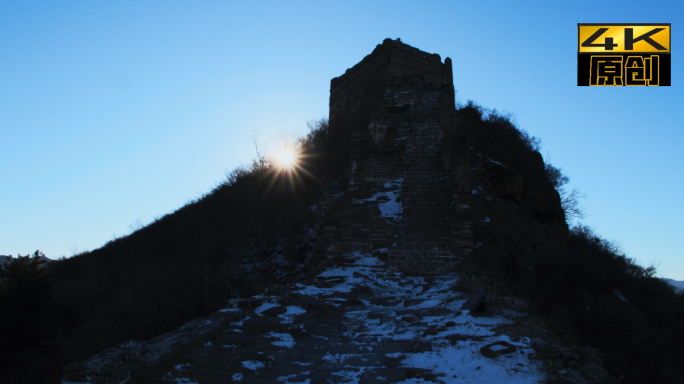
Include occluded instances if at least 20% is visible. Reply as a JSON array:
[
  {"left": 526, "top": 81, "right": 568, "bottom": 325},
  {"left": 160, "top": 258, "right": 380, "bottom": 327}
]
[
  {"left": 561, "top": 187, "right": 587, "bottom": 221},
  {"left": 128, "top": 218, "right": 144, "bottom": 233},
  {"left": 545, "top": 163, "right": 586, "bottom": 223},
  {"left": 249, "top": 130, "right": 265, "bottom": 168}
]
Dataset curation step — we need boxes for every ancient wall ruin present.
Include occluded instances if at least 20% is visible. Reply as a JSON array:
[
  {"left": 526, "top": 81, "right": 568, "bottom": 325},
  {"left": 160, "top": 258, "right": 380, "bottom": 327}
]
[{"left": 315, "top": 39, "right": 473, "bottom": 274}]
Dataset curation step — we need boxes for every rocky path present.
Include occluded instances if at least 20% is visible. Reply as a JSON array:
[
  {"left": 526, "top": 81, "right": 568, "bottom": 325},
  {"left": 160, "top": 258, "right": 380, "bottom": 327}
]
[{"left": 148, "top": 252, "right": 554, "bottom": 384}]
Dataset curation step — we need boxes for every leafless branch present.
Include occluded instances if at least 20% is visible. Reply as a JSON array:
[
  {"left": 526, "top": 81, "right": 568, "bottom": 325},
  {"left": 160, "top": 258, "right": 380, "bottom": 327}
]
[
  {"left": 249, "top": 130, "right": 264, "bottom": 167},
  {"left": 561, "top": 187, "right": 587, "bottom": 221}
]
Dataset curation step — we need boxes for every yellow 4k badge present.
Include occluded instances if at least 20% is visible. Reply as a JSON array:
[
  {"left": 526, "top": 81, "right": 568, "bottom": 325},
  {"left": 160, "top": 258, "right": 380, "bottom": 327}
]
[{"left": 577, "top": 24, "right": 670, "bottom": 86}]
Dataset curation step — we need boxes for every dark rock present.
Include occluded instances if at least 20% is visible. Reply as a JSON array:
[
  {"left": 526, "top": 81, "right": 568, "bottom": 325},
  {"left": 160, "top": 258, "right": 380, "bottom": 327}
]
[
  {"left": 210, "top": 310, "right": 246, "bottom": 322},
  {"left": 462, "top": 287, "right": 488, "bottom": 316},
  {"left": 492, "top": 296, "right": 531, "bottom": 313},
  {"left": 293, "top": 312, "right": 317, "bottom": 320},
  {"left": 372, "top": 249, "right": 389, "bottom": 261},
  {"left": 480, "top": 341, "right": 517, "bottom": 358},
  {"left": 499, "top": 173, "right": 524, "bottom": 201},
  {"left": 63, "top": 317, "right": 225, "bottom": 383},
  {"left": 471, "top": 151, "right": 568, "bottom": 289},
  {"left": 352, "top": 279, "right": 377, "bottom": 292},
  {"left": 231, "top": 298, "right": 263, "bottom": 309},
  {"left": 370, "top": 298, "right": 401, "bottom": 306},
  {"left": 314, "top": 281, "right": 334, "bottom": 288},
  {"left": 243, "top": 315, "right": 289, "bottom": 335},
  {"left": 421, "top": 328, "right": 441, "bottom": 337},
  {"left": 572, "top": 346, "right": 618, "bottom": 384},
  {"left": 340, "top": 298, "right": 366, "bottom": 307},
  {"left": 366, "top": 312, "right": 384, "bottom": 320},
  {"left": 445, "top": 334, "right": 484, "bottom": 346},
  {"left": 220, "top": 334, "right": 259, "bottom": 347},
  {"left": 316, "top": 275, "right": 347, "bottom": 281},
  {"left": 403, "top": 299, "right": 426, "bottom": 307},
  {"left": 261, "top": 306, "right": 288, "bottom": 316},
  {"left": 401, "top": 340, "right": 433, "bottom": 354},
  {"left": 399, "top": 315, "right": 418, "bottom": 323}
]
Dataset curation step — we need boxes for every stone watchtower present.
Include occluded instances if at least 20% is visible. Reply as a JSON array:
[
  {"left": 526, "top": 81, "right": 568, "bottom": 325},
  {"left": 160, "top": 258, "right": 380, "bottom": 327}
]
[{"left": 316, "top": 39, "right": 473, "bottom": 273}]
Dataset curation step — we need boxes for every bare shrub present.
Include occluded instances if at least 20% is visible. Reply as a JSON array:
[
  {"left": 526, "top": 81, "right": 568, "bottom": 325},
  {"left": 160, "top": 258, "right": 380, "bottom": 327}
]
[{"left": 544, "top": 163, "right": 586, "bottom": 223}]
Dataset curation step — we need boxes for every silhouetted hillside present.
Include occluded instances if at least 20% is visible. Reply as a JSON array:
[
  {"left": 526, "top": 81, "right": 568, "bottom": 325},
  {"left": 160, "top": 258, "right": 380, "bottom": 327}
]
[
  {"left": 0, "top": 121, "right": 336, "bottom": 384},
  {"left": 460, "top": 101, "right": 684, "bottom": 384},
  {"left": 2, "top": 105, "right": 683, "bottom": 384}
]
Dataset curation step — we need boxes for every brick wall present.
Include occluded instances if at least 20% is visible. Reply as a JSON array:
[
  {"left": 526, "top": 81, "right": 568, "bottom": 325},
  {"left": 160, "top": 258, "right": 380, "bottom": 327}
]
[{"left": 315, "top": 39, "right": 472, "bottom": 274}]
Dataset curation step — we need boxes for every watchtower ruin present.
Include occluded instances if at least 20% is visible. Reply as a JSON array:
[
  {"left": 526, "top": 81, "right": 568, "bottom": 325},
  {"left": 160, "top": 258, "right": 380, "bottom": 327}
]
[{"left": 315, "top": 38, "right": 473, "bottom": 274}]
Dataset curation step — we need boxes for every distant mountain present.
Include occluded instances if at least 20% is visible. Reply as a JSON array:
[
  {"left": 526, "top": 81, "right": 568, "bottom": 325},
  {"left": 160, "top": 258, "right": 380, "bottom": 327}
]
[{"left": 662, "top": 278, "right": 684, "bottom": 293}]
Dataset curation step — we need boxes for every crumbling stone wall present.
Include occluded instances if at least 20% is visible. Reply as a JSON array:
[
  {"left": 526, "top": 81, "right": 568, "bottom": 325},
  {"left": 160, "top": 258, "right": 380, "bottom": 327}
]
[{"left": 315, "top": 39, "right": 473, "bottom": 274}]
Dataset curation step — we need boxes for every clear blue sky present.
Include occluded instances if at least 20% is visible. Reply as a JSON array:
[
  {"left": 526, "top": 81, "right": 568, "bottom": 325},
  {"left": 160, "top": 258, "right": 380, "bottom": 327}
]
[{"left": 1, "top": 1, "right": 682, "bottom": 279}]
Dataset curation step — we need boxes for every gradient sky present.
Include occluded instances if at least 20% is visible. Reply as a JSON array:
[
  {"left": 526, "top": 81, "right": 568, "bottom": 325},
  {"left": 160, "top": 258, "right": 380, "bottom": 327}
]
[{"left": 1, "top": 1, "right": 682, "bottom": 279}]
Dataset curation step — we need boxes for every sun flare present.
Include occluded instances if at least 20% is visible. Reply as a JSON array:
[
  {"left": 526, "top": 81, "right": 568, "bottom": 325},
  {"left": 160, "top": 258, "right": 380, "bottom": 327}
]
[{"left": 274, "top": 147, "right": 299, "bottom": 171}]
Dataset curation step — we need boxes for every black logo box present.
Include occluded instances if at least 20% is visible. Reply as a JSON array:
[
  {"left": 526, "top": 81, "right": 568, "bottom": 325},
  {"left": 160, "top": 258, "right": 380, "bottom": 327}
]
[{"left": 577, "top": 53, "right": 671, "bottom": 86}]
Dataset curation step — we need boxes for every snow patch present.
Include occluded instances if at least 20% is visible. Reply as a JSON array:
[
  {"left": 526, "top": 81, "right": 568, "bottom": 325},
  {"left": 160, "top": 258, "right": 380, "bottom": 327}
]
[
  {"left": 278, "top": 305, "right": 307, "bottom": 323},
  {"left": 170, "top": 379, "right": 199, "bottom": 384},
  {"left": 241, "top": 360, "right": 265, "bottom": 370},
  {"left": 267, "top": 332, "right": 295, "bottom": 348},
  {"left": 397, "top": 340, "right": 543, "bottom": 384},
  {"left": 217, "top": 307, "right": 241, "bottom": 313},
  {"left": 254, "top": 301, "right": 280, "bottom": 316},
  {"left": 365, "top": 179, "right": 404, "bottom": 219}
]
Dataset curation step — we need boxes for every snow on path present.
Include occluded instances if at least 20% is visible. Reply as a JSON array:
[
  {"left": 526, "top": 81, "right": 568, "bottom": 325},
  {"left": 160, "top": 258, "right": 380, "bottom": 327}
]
[
  {"left": 163, "top": 250, "right": 548, "bottom": 383},
  {"left": 326, "top": 254, "right": 542, "bottom": 383},
  {"left": 286, "top": 251, "right": 543, "bottom": 383}
]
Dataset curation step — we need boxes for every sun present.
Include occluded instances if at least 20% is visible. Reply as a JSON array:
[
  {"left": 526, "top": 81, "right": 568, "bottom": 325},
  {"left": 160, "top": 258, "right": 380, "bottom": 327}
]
[
  {"left": 273, "top": 147, "right": 299, "bottom": 171},
  {"left": 263, "top": 140, "right": 313, "bottom": 195}
]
